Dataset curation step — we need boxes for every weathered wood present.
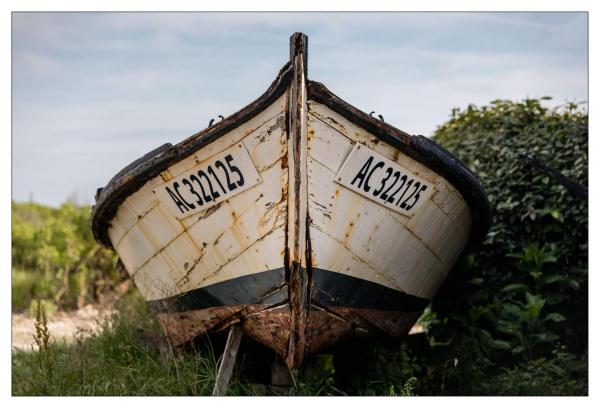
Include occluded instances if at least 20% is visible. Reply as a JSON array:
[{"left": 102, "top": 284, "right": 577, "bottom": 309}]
[
  {"left": 91, "top": 32, "right": 491, "bottom": 369},
  {"left": 286, "top": 32, "right": 310, "bottom": 368},
  {"left": 114, "top": 95, "right": 289, "bottom": 302},
  {"left": 307, "top": 80, "right": 491, "bottom": 249},
  {"left": 212, "top": 324, "right": 243, "bottom": 396},
  {"left": 306, "top": 101, "right": 469, "bottom": 299}
]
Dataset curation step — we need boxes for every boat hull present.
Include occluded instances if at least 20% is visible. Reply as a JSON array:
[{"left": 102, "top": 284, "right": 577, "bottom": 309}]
[{"left": 92, "top": 33, "right": 490, "bottom": 368}]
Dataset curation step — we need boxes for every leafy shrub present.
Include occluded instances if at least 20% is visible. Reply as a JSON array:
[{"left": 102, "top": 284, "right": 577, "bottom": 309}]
[
  {"left": 477, "top": 347, "right": 588, "bottom": 396},
  {"left": 12, "top": 268, "right": 44, "bottom": 311},
  {"left": 329, "top": 337, "right": 424, "bottom": 396},
  {"left": 419, "top": 98, "right": 587, "bottom": 394},
  {"left": 12, "top": 201, "right": 126, "bottom": 311},
  {"left": 352, "top": 341, "right": 421, "bottom": 396}
]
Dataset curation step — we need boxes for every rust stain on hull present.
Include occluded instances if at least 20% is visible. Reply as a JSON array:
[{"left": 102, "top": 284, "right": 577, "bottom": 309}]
[
  {"left": 242, "top": 304, "right": 291, "bottom": 359},
  {"left": 156, "top": 302, "right": 423, "bottom": 363},
  {"left": 92, "top": 32, "right": 490, "bottom": 370},
  {"left": 156, "top": 305, "right": 245, "bottom": 345}
]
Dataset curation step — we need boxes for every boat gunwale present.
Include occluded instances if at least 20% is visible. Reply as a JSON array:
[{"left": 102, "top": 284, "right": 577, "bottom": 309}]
[
  {"left": 92, "top": 44, "right": 491, "bottom": 254},
  {"left": 91, "top": 61, "right": 294, "bottom": 247},
  {"left": 307, "top": 80, "right": 491, "bottom": 249}
]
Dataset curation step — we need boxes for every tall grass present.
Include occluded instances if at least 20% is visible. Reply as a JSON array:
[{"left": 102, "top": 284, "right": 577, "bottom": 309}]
[
  {"left": 11, "top": 290, "right": 363, "bottom": 396},
  {"left": 12, "top": 291, "right": 225, "bottom": 396}
]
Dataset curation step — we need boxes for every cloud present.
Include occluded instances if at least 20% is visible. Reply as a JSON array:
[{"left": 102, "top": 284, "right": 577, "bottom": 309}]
[
  {"left": 11, "top": 12, "right": 588, "bottom": 206},
  {"left": 101, "top": 69, "right": 162, "bottom": 90},
  {"left": 12, "top": 51, "right": 64, "bottom": 78}
]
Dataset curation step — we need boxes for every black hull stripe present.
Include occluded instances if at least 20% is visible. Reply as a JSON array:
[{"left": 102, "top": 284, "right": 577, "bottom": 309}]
[
  {"left": 147, "top": 268, "right": 429, "bottom": 314},
  {"left": 311, "top": 268, "right": 429, "bottom": 312},
  {"left": 148, "top": 267, "right": 287, "bottom": 314}
]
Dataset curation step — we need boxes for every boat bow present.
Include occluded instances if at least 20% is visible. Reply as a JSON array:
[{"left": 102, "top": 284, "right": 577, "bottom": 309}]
[{"left": 91, "top": 32, "right": 490, "bottom": 368}]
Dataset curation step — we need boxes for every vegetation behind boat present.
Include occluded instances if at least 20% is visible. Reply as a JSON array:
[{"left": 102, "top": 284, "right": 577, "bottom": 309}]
[{"left": 414, "top": 97, "right": 588, "bottom": 395}]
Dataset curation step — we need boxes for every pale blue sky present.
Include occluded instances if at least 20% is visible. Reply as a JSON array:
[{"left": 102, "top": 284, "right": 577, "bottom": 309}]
[{"left": 12, "top": 12, "right": 588, "bottom": 206}]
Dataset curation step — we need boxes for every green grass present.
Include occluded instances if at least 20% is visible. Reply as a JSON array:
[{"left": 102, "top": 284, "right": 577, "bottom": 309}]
[
  {"left": 11, "top": 291, "right": 351, "bottom": 396},
  {"left": 12, "top": 292, "right": 223, "bottom": 396},
  {"left": 12, "top": 289, "right": 586, "bottom": 396}
]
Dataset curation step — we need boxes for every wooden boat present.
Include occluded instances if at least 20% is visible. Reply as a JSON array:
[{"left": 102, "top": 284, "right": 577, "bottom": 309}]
[{"left": 91, "top": 33, "right": 491, "bottom": 369}]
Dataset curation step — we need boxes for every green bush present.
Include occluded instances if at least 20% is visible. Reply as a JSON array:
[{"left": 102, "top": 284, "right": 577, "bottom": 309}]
[
  {"left": 477, "top": 347, "right": 588, "bottom": 396},
  {"left": 12, "top": 201, "right": 126, "bottom": 311},
  {"left": 12, "top": 268, "right": 44, "bottom": 311},
  {"left": 417, "top": 98, "right": 587, "bottom": 394}
]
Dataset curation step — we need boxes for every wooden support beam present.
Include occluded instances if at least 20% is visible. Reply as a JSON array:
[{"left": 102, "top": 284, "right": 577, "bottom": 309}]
[{"left": 212, "top": 324, "right": 243, "bottom": 396}]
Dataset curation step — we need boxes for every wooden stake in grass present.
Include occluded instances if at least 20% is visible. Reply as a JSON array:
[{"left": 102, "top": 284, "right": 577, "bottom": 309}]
[{"left": 212, "top": 324, "right": 243, "bottom": 396}]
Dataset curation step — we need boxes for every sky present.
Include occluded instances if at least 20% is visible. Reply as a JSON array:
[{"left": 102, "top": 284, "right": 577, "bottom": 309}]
[{"left": 11, "top": 12, "right": 588, "bottom": 207}]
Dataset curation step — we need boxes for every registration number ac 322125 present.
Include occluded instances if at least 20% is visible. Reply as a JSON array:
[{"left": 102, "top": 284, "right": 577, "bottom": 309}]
[
  {"left": 154, "top": 143, "right": 262, "bottom": 219},
  {"left": 335, "top": 144, "right": 434, "bottom": 217}
]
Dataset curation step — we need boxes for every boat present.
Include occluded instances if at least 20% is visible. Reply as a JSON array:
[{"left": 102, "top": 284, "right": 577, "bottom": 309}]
[{"left": 91, "top": 33, "right": 491, "bottom": 370}]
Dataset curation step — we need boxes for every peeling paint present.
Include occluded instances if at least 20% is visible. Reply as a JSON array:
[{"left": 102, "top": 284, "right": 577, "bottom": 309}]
[{"left": 92, "top": 32, "right": 490, "bottom": 370}]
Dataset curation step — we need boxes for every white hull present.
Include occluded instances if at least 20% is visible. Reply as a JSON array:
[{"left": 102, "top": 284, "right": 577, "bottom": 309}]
[
  {"left": 110, "top": 94, "right": 289, "bottom": 302},
  {"left": 92, "top": 33, "right": 489, "bottom": 367}
]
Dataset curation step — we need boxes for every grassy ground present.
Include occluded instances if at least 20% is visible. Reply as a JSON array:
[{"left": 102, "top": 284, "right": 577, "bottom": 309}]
[
  {"left": 12, "top": 288, "right": 587, "bottom": 396},
  {"left": 11, "top": 290, "right": 358, "bottom": 396},
  {"left": 13, "top": 292, "right": 224, "bottom": 396}
]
